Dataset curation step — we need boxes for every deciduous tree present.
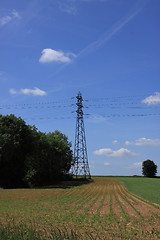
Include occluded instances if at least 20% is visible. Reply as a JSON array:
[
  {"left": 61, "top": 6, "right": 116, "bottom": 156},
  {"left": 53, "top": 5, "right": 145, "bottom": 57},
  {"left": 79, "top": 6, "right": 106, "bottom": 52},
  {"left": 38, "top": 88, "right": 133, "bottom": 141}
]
[
  {"left": 0, "top": 114, "right": 73, "bottom": 188},
  {"left": 142, "top": 160, "right": 157, "bottom": 178},
  {"left": 0, "top": 114, "right": 35, "bottom": 188}
]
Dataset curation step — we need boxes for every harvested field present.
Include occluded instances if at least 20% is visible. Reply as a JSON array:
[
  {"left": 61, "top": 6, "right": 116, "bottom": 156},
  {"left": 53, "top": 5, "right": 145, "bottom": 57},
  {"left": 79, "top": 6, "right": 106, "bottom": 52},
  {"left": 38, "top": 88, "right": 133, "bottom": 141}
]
[{"left": 0, "top": 177, "right": 160, "bottom": 239}]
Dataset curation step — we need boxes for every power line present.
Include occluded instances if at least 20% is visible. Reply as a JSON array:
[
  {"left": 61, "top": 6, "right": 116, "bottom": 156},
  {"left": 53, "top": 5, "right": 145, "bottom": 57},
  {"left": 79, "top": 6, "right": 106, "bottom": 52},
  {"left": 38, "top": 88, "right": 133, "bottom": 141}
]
[
  {"left": 0, "top": 98, "right": 73, "bottom": 108},
  {"left": 86, "top": 113, "right": 160, "bottom": 118},
  {"left": 0, "top": 102, "right": 159, "bottom": 111},
  {"left": 17, "top": 113, "right": 160, "bottom": 122},
  {"left": 1, "top": 108, "right": 160, "bottom": 120},
  {"left": 0, "top": 93, "right": 152, "bottom": 108},
  {"left": 87, "top": 103, "right": 160, "bottom": 108},
  {"left": 0, "top": 104, "right": 72, "bottom": 110},
  {"left": 1, "top": 93, "right": 159, "bottom": 110},
  {"left": 86, "top": 94, "right": 152, "bottom": 102},
  {"left": 1, "top": 93, "right": 160, "bottom": 123}
]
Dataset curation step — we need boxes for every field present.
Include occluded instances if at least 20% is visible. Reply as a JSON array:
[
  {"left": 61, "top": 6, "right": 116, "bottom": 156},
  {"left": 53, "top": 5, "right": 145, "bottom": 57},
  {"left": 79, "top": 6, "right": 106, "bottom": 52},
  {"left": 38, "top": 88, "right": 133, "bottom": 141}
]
[
  {"left": 0, "top": 177, "right": 160, "bottom": 239},
  {"left": 117, "top": 177, "right": 160, "bottom": 204}
]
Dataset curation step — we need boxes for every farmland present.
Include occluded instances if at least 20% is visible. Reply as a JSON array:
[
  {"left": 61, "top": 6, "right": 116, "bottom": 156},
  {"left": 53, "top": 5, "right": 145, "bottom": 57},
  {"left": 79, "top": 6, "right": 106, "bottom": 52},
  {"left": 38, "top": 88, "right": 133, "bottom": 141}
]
[
  {"left": 117, "top": 177, "right": 160, "bottom": 204},
  {"left": 0, "top": 177, "right": 160, "bottom": 239}
]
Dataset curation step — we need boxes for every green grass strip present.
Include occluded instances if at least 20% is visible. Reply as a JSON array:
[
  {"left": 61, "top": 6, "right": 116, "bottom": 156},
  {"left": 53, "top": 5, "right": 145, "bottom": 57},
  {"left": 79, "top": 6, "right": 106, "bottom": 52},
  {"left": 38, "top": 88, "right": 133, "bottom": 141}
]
[
  {"left": 117, "top": 177, "right": 160, "bottom": 205},
  {"left": 118, "top": 183, "right": 160, "bottom": 211}
]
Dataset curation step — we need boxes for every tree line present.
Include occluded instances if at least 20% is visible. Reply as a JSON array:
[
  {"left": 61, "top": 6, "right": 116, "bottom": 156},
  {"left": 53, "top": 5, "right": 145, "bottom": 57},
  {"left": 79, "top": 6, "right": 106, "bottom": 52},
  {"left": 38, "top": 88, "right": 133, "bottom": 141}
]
[{"left": 0, "top": 114, "right": 73, "bottom": 188}]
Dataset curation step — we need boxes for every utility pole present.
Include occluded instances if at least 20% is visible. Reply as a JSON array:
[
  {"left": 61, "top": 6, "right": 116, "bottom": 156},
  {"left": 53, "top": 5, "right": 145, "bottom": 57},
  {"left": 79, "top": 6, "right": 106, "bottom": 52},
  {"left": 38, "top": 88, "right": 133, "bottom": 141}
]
[{"left": 71, "top": 92, "right": 91, "bottom": 179}]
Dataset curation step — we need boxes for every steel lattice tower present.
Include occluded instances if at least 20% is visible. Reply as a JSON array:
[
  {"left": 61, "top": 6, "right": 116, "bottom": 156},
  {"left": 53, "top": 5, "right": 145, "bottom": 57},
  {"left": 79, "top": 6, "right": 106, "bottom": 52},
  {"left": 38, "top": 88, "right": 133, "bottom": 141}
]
[{"left": 71, "top": 92, "right": 91, "bottom": 179}]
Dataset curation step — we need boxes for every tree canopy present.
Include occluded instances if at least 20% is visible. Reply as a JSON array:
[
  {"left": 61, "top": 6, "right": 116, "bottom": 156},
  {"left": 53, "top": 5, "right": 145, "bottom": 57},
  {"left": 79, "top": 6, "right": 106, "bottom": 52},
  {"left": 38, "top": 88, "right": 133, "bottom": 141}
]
[
  {"left": 0, "top": 114, "right": 73, "bottom": 188},
  {"left": 142, "top": 160, "right": 157, "bottom": 178}
]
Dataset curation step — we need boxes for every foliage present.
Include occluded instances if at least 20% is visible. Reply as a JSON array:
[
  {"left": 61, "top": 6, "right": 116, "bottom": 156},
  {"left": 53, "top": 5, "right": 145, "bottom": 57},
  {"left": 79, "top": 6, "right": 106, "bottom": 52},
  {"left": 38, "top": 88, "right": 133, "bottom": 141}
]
[
  {"left": 25, "top": 130, "right": 73, "bottom": 187},
  {"left": 0, "top": 114, "right": 35, "bottom": 188},
  {"left": 0, "top": 114, "right": 73, "bottom": 188},
  {"left": 142, "top": 159, "right": 157, "bottom": 178}
]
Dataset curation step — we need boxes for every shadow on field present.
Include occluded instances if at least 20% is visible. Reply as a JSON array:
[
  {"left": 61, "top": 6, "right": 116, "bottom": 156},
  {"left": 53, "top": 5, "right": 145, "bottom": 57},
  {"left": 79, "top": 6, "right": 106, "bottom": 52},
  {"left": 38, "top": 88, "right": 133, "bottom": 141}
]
[
  {"left": 40, "top": 178, "right": 94, "bottom": 189},
  {"left": 1, "top": 179, "right": 94, "bottom": 190}
]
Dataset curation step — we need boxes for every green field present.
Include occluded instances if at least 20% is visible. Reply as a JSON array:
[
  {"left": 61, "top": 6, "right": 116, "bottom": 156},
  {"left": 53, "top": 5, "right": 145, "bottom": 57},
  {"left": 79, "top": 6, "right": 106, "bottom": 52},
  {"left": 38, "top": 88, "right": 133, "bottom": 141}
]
[
  {"left": 0, "top": 177, "right": 160, "bottom": 239},
  {"left": 117, "top": 177, "right": 160, "bottom": 204}
]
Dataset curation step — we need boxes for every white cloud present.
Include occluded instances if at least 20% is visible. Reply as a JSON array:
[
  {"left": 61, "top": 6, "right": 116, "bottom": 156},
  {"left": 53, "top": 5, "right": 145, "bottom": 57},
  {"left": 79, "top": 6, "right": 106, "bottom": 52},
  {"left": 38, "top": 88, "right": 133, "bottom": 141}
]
[
  {"left": 9, "top": 87, "right": 46, "bottom": 96},
  {"left": 141, "top": 92, "right": 160, "bottom": 105},
  {"left": 93, "top": 148, "right": 137, "bottom": 158},
  {"left": 39, "top": 49, "right": 76, "bottom": 63},
  {"left": 125, "top": 137, "right": 160, "bottom": 146},
  {"left": 0, "top": 9, "right": 20, "bottom": 26},
  {"left": 129, "top": 162, "right": 142, "bottom": 169},
  {"left": 112, "top": 140, "right": 119, "bottom": 145},
  {"left": 104, "top": 162, "right": 111, "bottom": 166},
  {"left": 20, "top": 88, "right": 46, "bottom": 96}
]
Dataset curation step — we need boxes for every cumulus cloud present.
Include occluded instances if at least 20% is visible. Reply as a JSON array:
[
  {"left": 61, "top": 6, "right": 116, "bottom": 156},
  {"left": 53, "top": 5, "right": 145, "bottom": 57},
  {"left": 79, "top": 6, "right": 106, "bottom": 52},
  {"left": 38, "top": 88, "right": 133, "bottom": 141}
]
[
  {"left": 125, "top": 138, "right": 160, "bottom": 146},
  {"left": 9, "top": 87, "right": 46, "bottom": 96},
  {"left": 93, "top": 148, "right": 137, "bottom": 158},
  {"left": 141, "top": 92, "right": 160, "bottom": 105},
  {"left": 39, "top": 49, "right": 76, "bottom": 63},
  {"left": 0, "top": 9, "right": 20, "bottom": 26},
  {"left": 20, "top": 88, "right": 46, "bottom": 96}
]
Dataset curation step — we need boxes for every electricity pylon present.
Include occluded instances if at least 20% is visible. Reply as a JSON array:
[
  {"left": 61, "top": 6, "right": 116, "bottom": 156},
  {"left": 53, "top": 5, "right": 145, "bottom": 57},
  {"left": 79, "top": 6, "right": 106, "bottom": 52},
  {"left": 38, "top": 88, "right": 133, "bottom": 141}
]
[{"left": 71, "top": 92, "right": 91, "bottom": 179}]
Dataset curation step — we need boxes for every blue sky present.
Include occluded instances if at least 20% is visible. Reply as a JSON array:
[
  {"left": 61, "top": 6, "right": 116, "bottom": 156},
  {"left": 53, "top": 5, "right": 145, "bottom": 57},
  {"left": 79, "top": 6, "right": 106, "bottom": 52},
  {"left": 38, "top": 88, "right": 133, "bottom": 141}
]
[{"left": 0, "top": 0, "right": 160, "bottom": 176}]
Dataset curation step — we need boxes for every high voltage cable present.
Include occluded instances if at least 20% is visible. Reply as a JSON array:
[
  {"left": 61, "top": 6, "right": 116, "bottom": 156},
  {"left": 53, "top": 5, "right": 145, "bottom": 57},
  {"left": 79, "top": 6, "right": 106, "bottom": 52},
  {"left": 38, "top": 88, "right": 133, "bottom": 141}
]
[
  {"left": 0, "top": 93, "right": 152, "bottom": 108},
  {"left": 87, "top": 103, "right": 160, "bottom": 107},
  {"left": 21, "top": 113, "right": 160, "bottom": 121},
  {"left": 0, "top": 105, "right": 72, "bottom": 110},
  {"left": 0, "top": 99, "right": 73, "bottom": 108},
  {"left": 1, "top": 93, "right": 159, "bottom": 122},
  {"left": 1, "top": 107, "right": 159, "bottom": 119},
  {"left": 1, "top": 101, "right": 159, "bottom": 109},
  {"left": 0, "top": 102, "right": 159, "bottom": 110},
  {"left": 24, "top": 116, "right": 74, "bottom": 121},
  {"left": 86, "top": 113, "right": 160, "bottom": 118},
  {"left": 86, "top": 94, "right": 151, "bottom": 101}
]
